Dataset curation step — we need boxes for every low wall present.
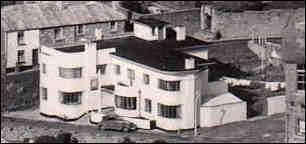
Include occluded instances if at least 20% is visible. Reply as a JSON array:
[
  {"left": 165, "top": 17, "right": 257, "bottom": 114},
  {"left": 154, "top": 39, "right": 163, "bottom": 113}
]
[
  {"left": 121, "top": 117, "right": 153, "bottom": 130},
  {"left": 2, "top": 70, "right": 40, "bottom": 112},
  {"left": 267, "top": 95, "right": 286, "bottom": 115}
]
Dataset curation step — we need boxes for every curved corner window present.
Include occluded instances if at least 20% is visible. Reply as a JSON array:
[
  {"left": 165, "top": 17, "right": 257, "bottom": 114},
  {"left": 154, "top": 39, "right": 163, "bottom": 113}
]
[
  {"left": 158, "top": 103, "right": 181, "bottom": 119},
  {"left": 59, "top": 92, "right": 82, "bottom": 105},
  {"left": 115, "top": 95, "right": 137, "bottom": 110},
  {"left": 158, "top": 79, "right": 180, "bottom": 91},
  {"left": 59, "top": 67, "right": 82, "bottom": 79}
]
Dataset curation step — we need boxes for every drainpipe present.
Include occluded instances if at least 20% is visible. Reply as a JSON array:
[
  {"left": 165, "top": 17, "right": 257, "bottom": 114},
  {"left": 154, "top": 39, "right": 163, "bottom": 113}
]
[
  {"left": 194, "top": 90, "right": 201, "bottom": 137},
  {"left": 138, "top": 90, "right": 142, "bottom": 118}
]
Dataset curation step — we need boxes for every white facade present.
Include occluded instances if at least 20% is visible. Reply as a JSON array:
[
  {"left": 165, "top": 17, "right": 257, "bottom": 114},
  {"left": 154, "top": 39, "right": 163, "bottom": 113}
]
[
  {"left": 267, "top": 95, "right": 286, "bottom": 115},
  {"left": 39, "top": 41, "right": 101, "bottom": 119},
  {"left": 6, "top": 30, "right": 40, "bottom": 68},
  {"left": 39, "top": 21, "right": 246, "bottom": 130}
]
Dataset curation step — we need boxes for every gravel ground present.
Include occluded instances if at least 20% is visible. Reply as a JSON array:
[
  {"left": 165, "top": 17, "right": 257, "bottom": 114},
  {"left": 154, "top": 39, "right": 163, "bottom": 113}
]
[{"left": 1, "top": 113, "right": 285, "bottom": 143}]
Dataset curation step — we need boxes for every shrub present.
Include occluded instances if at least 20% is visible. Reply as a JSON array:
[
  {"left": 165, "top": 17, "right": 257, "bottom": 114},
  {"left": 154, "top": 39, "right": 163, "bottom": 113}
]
[
  {"left": 152, "top": 139, "right": 168, "bottom": 143},
  {"left": 35, "top": 136, "right": 59, "bottom": 143},
  {"left": 120, "top": 137, "right": 136, "bottom": 143},
  {"left": 56, "top": 132, "right": 73, "bottom": 143}
]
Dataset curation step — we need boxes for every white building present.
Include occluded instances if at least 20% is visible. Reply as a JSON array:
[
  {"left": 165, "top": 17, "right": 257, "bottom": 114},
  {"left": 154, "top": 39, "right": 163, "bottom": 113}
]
[{"left": 39, "top": 18, "right": 246, "bottom": 131}]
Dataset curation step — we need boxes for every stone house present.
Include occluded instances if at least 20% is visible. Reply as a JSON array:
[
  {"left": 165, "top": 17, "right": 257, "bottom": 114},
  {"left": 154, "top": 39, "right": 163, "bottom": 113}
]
[{"left": 1, "top": 1, "right": 128, "bottom": 72}]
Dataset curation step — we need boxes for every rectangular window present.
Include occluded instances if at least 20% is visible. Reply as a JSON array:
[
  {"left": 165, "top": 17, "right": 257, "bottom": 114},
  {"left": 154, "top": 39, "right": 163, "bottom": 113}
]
[
  {"left": 17, "top": 50, "right": 25, "bottom": 64},
  {"left": 97, "top": 64, "right": 107, "bottom": 75},
  {"left": 115, "top": 65, "right": 121, "bottom": 75},
  {"left": 110, "top": 21, "right": 118, "bottom": 32},
  {"left": 127, "top": 69, "right": 135, "bottom": 80},
  {"left": 54, "top": 28, "right": 63, "bottom": 41},
  {"left": 91, "top": 78, "right": 99, "bottom": 91},
  {"left": 42, "top": 63, "right": 46, "bottom": 74},
  {"left": 143, "top": 74, "right": 150, "bottom": 85},
  {"left": 115, "top": 95, "right": 137, "bottom": 110},
  {"left": 60, "top": 92, "right": 82, "bottom": 105},
  {"left": 145, "top": 99, "right": 152, "bottom": 113},
  {"left": 152, "top": 27, "right": 156, "bottom": 36},
  {"left": 158, "top": 103, "right": 181, "bottom": 119},
  {"left": 158, "top": 79, "right": 180, "bottom": 91},
  {"left": 297, "top": 64, "right": 305, "bottom": 91},
  {"left": 17, "top": 31, "right": 25, "bottom": 45},
  {"left": 41, "top": 87, "right": 48, "bottom": 100},
  {"left": 297, "top": 119, "right": 305, "bottom": 136},
  {"left": 76, "top": 24, "right": 84, "bottom": 35},
  {"left": 59, "top": 67, "right": 82, "bottom": 79}
]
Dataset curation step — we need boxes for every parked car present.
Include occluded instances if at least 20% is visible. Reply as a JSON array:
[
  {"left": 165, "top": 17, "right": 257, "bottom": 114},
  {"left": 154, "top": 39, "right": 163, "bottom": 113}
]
[
  {"left": 90, "top": 106, "right": 117, "bottom": 124},
  {"left": 98, "top": 119, "right": 137, "bottom": 132}
]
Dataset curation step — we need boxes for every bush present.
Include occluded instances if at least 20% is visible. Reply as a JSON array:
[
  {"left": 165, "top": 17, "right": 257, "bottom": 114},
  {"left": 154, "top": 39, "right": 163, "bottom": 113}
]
[
  {"left": 35, "top": 136, "right": 59, "bottom": 143},
  {"left": 56, "top": 132, "right": 72, "bottom": 143},
  {"left": 152, "top": 139, "right": 168, "bottom": 143},
  {"left": 120, "top": 137, "right": 136, "bottom": 143}
]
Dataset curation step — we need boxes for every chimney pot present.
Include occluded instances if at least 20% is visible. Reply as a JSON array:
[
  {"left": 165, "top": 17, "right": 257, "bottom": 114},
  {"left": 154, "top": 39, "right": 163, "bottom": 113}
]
[
  {"left": 175, "top": 26, "right": 186, "bottom": 41},
  {"left": 185, "top": 58, "right": 195, "bottom": 69}
]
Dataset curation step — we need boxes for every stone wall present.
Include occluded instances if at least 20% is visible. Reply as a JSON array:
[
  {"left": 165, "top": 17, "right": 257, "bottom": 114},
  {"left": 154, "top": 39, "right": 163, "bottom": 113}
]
[
  {"left": 3, "top": 70, "right": 40, "bottom": 112},
  {"left": 1, "top": 28, "right": 6, "bottom": 111},
  {"left": 40, "top": 21, "right": 127, "bottom": 47},
  {"left": 211, "top": 8, "right": 305, "bottom": 39}
]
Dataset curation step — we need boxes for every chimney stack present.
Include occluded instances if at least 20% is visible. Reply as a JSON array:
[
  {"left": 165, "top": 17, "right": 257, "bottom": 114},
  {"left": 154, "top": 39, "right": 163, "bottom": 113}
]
[
  {"left": 174, "top": 25, "right": 186, "bottom": 41},
  {"left": 185, "top": 58, "right": 195, "bottom": 70},
  {"left": 112, "top": 1, "right": 120, "bottom": 9}
]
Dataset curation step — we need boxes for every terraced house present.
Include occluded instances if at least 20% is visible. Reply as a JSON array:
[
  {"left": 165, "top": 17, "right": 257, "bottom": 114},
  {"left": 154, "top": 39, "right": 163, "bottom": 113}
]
[
  {"left": 39, "top": 18, "right": 247, "bottom": 131},
  {"left": 1, "top": 1, "right": 128, "bottom": 72}
]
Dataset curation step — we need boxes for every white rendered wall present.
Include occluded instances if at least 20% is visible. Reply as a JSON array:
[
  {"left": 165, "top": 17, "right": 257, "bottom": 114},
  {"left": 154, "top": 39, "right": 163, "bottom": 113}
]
[
  {"left": 6, "top": 30, "right": 40, "bottom": 68},
  {"left": 105, "top": 55, "right": 208, "bottom": 130},
  {"left": 184, "top": 48, "right": 209, "bottom": 60},
  {"left": 39, "top": 43, "right": 100, "bottom": 119},
  {"left": 200, "top": 102, "right": 247, "bottom": 127},
  {"left": 134, "top": 22, "right": 159, "bottom": 41},
  {"left": 267, "top": 95, "right": 286, "bottom": 115}
]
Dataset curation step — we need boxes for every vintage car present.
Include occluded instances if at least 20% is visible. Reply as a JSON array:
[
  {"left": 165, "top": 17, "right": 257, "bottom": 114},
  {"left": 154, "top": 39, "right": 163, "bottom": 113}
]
[
  {"left": 89, "top": 106, "right": 117, "bottom": 124},
  {"left": 98, "top": 119, "right": 137, "bottom": 132}
]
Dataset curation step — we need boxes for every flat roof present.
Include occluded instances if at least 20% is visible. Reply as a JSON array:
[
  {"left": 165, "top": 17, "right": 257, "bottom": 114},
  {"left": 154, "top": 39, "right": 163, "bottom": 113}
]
[
  {"left": 134, "top": 18, "right": 170, "bottom": 27},
  {"left": 96, "top": 36, "right": 214, "bottom": 72},
  {"left": 55, "top": 45, "right": 85, "bottom": 53}
]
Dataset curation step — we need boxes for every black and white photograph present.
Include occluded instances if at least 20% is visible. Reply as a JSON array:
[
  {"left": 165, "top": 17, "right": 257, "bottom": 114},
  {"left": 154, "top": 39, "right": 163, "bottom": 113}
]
[{"left": 1, "top": 1, "right": 305, "bottom": 143}]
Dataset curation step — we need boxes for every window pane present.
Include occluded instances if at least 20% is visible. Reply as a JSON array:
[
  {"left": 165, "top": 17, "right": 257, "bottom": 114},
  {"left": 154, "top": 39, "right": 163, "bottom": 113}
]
[{"left": 59, "top": 67, "right": 82, "bottom": 79}]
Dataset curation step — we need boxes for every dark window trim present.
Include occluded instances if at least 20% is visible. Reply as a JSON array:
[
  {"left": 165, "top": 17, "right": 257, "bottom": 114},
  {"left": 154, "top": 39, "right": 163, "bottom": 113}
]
[
  {"left": 17, "top": 31, "right": 26, "bottom": 45},
  {"left": 158, "top": 79, "right": 180, "bottom": 91},
  {"left": 115, "top": 95, "right": 137, "bottom": 110},
  {"left": 60, "top": 91, "right": 82, "bottom": 105}
]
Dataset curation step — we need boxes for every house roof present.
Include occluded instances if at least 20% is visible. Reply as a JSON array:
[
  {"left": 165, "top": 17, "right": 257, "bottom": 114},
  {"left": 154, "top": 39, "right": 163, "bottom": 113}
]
[
  {"left": 55, "top": 45, "right": 85, "bottom": 53},
  {"left": 1, "top": 2, "right": 127, "bottom": 32},
  {"left": 96, "top": 36, "right": 215, "bottom": 72},
  {"left": 202, "top": 93, "right": 244, "bottom": 107},
  {"left": 134, "top": 18, "right": 170, "bottom": 27}
]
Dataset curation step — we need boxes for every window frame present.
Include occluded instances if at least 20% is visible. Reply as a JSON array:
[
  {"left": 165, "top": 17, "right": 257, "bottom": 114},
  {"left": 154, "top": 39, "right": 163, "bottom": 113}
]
[
  {"left": 110, "top": 21, "right": 118, "bottom": 32},
  {"left": 59, "top": 67, "right": 82, "bottom": 79},
  {"left": 143, "top": 74, "right": 150, "bottom": 85},
  {"left": 115, "top": 65, "right": 121, "bottom": 75},
  {"left": 152, "top": 27, "right": 157, "bottom": 36},
  {"left": 145, "top": 99, "right": 152, "bottom": 113},
  {"left": 76, "top": 24, "right": 85, "bottom": 35},
  {"left": 115, "top": 95, "right": 137, "bottom": 110},
  {"left": 158, "top": 103, "right": 181, "bottom": 119},
  {"left": 42, "top": 63, "right": 46, "bottom": 74},
  {"left": 90, "top": 78, "right": 99, "bottom": 91},
  {"left": 127, "top": 68, "right": 135, "bottom": 80},
  {"left": 158, "top": 79, "right": 180, "bottom": 91},
  {"left": 296, "top": 65, "right": 305, "bottom": 91},
  {"left": 41, "top": 87, "right": 48, "bottom": 100},
  {"left": 17, "top": 50, "right": 26, "bottom": 64},
  {"left": 60, "top": 91, "right": 82, "bottom": 105},
  {"left": 296, "top": 119, "right": 305, "bottom": 136},
  {"left": 17, "top": 31, "right": 25, "bottom": 45},
  {"left": 54, "top": 28, "right": 64, "bottom": 41}
]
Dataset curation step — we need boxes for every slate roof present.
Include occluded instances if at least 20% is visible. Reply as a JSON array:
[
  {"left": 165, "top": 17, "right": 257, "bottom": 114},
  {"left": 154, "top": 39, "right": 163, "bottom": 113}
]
[
  {"left": 1, "top": 2, "right": 127, "bottom": 32},
  {"left": 134, "top": 18, "right": 170, "bottom": 27},
  {"left": 96, "top": 36, "right": 214, "bottom": 72}
]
